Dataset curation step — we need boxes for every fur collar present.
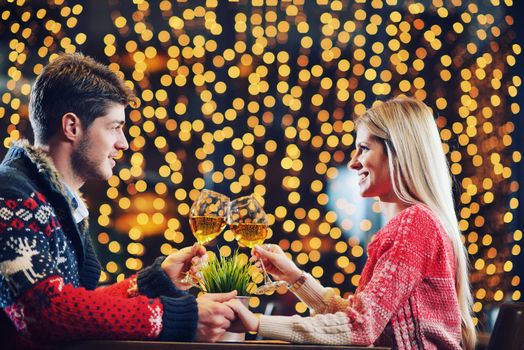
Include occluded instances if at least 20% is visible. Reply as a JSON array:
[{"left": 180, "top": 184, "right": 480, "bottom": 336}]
[
  {"left": 11, "top": 139, "right": 90, "bottom": 230},
  {"left": 13, "top": 139, "right": 68, "bottom": 195}
]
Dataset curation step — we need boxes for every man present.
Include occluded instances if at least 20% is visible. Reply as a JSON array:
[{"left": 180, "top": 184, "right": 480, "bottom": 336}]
[{"left": 0, "top": 53, "right": 235, "bottom": 347}]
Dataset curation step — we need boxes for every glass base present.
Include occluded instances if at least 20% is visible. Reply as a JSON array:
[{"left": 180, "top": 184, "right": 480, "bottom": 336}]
[
  {"left": 219, "top": 331, "right": 246, "bottom": 342},
  {"left": 176, "top": 271, "right": 201, "bottom": 289},
  {"left": 253, "top": 280, "right": 288, "bottom": 295}
]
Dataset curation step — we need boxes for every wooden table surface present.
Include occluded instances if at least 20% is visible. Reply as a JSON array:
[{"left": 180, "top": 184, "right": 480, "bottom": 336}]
[{"left": 62, "top": 340, "right": 390, "bottom": 350}]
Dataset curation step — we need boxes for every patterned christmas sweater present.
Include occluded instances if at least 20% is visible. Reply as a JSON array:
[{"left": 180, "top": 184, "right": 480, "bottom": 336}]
[
  {"left": 259, "top": 204, "right": 463, "bottom": 349},
  {"left": 0, "top": 142, "right": 198, "bottom": 347}
]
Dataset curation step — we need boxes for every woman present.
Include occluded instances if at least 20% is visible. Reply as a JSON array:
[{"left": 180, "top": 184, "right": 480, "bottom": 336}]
[{"left": 226, "top": 97, "right": 477, "bottom": 349}]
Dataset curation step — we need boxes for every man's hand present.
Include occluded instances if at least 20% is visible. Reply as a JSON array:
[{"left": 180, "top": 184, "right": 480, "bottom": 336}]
[
  {"left": 195, "top": 291, "right": 237, "bottom": 342},
  {"left": 161, "top": 244, "right": 207, "bottom": 290}
]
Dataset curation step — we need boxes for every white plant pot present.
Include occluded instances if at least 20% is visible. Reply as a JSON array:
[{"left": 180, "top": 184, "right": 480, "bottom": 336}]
[{"left": 218, "top": 296, "right": 250, "bottom": 342}]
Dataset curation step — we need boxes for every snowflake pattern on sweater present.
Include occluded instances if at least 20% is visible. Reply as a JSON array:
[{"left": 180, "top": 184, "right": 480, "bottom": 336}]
[
  {"left": 5, "top": 276, "right": 166, "bottom": 341},
  {"left": 0, "top": 190, "right": 171, "bottom": 343},
  {"left": 0, "top": 192, "right": 79, "bottom": 303},
  {"left": 0, "top": 142, "right": 198, "bottom": 346}
]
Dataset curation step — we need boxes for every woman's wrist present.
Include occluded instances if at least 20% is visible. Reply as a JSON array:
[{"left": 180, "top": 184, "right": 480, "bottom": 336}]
[
  {"left": 287, "top": 270, "right": 307, "bottom": 291},
  {"left": 283, "top": 267, "right": 304, "bottom": 285}
]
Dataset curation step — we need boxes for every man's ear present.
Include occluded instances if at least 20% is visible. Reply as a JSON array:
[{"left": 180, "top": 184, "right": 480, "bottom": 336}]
[{"left": 61, "top": 113, "right": 83, "bottom": 142}]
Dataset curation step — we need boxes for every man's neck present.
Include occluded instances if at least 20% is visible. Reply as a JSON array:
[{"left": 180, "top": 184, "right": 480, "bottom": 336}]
[{"left": 37, "top": 141, "right": 84, "bottom": 191}]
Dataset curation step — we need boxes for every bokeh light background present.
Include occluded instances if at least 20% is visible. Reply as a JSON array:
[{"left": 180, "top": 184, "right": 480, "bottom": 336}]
[{"left": 1, "top": 0, "right": 522, "bottom": 334}]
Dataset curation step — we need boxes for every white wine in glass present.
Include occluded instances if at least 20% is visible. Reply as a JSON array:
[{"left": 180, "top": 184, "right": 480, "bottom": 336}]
[
  {"left": 189, "top": 189, "right": 229, "bottom": 244},
  {"left": 230, "top": 222, "right": 268, "bottom": 248},
  {"left": 190, "top": 215, "right": 227, "bottom": 245},
  {"left": 181, "top": 189, "right": 229, "bottom": 286},
  {"left": 228, "top": 194, "right": 286, "bottom": 294}
]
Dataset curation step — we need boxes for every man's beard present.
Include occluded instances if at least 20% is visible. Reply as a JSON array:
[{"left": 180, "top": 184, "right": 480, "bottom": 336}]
[{"left": 71, "top": 135, "right": 105, "bottom": 182}]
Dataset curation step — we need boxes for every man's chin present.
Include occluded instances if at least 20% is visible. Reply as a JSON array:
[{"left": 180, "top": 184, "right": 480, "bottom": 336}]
[
  {"left": 85, "top": 170, "right": 113, "bottom": 182},
  {"left": 102, "top": 170, "right": 114, "bottom": 181}
]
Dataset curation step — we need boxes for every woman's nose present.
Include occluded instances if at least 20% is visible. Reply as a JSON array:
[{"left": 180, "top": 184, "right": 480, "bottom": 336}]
[{"left": 348, "top": 153, "right": 361, "bottom": 170}]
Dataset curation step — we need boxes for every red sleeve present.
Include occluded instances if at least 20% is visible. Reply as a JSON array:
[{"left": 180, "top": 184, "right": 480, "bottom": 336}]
[
  {"left": 93, "top": 274, "right": 140, "bottom": 298},
  {"left": 5, "top": 276, "right": 163, "bottom": 342}
]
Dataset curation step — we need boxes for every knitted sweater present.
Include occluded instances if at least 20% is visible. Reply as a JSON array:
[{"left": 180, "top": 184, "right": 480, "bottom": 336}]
[
  {"left": 0, "top": 141, "right": 198, "bottom": 347},
  {"left": 259, "top": 204, "right": 462, "bottom": 349}
]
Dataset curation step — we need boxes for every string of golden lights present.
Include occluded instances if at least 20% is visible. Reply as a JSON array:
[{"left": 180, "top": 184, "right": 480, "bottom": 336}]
[{"left": 0, "top": 0, "right": 521, "bottom": 329}]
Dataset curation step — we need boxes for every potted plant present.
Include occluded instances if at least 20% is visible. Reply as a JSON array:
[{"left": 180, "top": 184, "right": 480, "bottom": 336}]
[{"left": 198, "top": 250, "right": 258, "bottom": 341}]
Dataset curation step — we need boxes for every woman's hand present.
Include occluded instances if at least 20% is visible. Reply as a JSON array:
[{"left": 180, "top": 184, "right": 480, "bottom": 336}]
[
  {"left": 195, "top": 291, "right": 237, "bottom": 342},
  {"left": 225, "top": 299, "right": 259, "bottom": 333},
  {"left": 251, "top": 244, "right": 302, "bottom": 285},
  {"left": 161, "top": 243, "right": 207, "bottom": 290}
]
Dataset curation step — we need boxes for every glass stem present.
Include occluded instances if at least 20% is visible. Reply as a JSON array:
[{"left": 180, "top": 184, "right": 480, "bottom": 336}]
[
  {"left": 259, "top": 258, "right": 273, "bottom": 283},
  {"left": 178, "top": 258, "right": 205, "bottom": 288}
]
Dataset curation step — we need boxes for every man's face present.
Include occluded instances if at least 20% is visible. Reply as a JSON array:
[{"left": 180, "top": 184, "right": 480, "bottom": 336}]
[{"left": 71, "top": 103, "right": 128, "bottom": 182}]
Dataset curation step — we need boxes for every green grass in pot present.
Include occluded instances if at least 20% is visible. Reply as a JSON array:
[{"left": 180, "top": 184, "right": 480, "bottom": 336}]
[{"left": 199, "top": 250, "right": 256, "bottom": 296}]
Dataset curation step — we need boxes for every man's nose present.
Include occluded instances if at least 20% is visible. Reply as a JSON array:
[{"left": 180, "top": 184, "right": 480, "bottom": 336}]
[{"left": 116, "top": 131, "right": 129, "bottom": 151}]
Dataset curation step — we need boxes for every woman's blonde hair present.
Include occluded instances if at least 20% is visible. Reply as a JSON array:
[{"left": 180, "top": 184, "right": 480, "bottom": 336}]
[{"left": 355, "top": 97, "right": 476, "bottom": 350}]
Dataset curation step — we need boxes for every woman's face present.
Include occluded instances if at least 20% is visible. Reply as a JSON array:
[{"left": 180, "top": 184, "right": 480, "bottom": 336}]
[{"left": 349, "top": 127, "right": 395, "bottom": 201}]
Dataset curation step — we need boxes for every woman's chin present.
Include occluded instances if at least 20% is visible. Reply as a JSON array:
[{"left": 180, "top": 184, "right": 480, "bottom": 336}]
[
  {"left": 359, "top": 189, "right": 371, "bottom": 198},
  {"left": 359, "top": 187, "right": 380, "bottom": 198}
]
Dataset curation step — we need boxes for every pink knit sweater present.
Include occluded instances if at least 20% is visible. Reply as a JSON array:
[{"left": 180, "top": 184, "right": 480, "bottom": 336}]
[{"left": 258, "top": 204, "right": 463, "bottom": 349}]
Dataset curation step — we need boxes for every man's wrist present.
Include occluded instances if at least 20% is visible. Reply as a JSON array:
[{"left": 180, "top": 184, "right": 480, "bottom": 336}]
[
  {"left": 138, "top": 256, "right": 187, "bottom": 299},
  {"left": 160, "top": 258, "right": 169, "bottom": 275},
  {"left": 160, "top": 257, "right": 179, "bottom": 283}
]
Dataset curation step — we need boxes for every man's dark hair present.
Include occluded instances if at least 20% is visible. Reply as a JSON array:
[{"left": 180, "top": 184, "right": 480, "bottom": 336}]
[{"left": 29, "top": 53, "right": 135, "bottom": 144}]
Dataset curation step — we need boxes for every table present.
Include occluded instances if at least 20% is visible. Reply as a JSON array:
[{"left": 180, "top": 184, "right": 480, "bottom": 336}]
[{"left": 62, "top": 340, "right": 390, "bottom": 350}]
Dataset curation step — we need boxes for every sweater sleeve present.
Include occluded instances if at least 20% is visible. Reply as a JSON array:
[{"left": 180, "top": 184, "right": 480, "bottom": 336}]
[
  {"left": 259, "top": 313, "right": 353, "bottom": 344},
  {"left": 258, "top": 207, "right": 438, "bottom": 345},
  {"left": 93, "top": 256, "right": 187, "bottom": 299},
  {"left": 291, "top": 274, "right": 350, "bottom": 314},
  {"left": 0, "top": 192, "right": 198, "bottom": 343},
  {"left": 4, "top": 275, "right": 198, "bottom": 343},
  {"left": 79, "top": 237, "right": 182, "bottom": 300},
  {"left": 136, "top": 256, "right": 188, "bottom": 298},
  {"left": 91, "top": 275, "right": 140, "bottom": 298}
]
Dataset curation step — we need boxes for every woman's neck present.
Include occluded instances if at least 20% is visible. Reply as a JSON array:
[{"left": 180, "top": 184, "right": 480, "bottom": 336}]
[{"left": 379, "top": 200, "right": 413, "bottom": 222}]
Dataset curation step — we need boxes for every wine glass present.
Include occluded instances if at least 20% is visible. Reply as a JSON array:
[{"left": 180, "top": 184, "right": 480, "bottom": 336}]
[
  {"left": 228, "top": 194, "right": 287, "bottom": 294},
  {"left": 181, "top": 189, "right": 229, "bottom": 285},
  {"left": 189, "top": 189, "right": 229, "bottom": 245}
]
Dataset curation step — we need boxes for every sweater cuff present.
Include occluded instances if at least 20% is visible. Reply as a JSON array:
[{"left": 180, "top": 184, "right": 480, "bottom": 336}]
[
  {"left": 258, "top": 315, "right": 295, "bottom": 342},
  {"left": 292, "top": 274, "right": 328, "bottom": 312},
  {"left": 137, "top": 256, "right": 187, "bottom": 298},
  {"left": 159, "top": 295, "right": 199, "bottom": 341}
]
